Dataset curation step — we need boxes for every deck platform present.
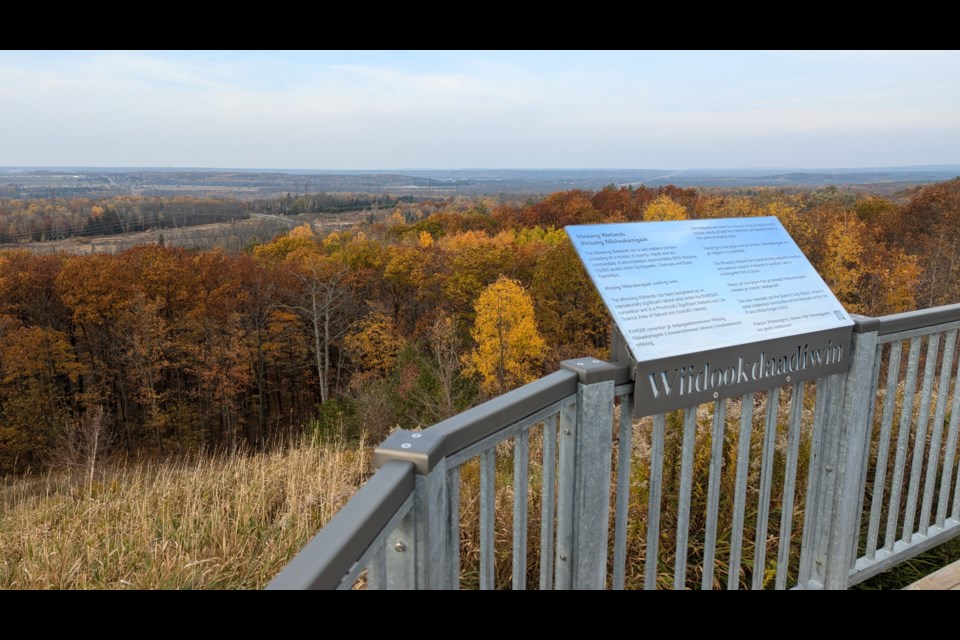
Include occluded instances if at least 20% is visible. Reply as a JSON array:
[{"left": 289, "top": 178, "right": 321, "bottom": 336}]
[{"left": 905, "top": 560, "right": 960, "bottom": 590}]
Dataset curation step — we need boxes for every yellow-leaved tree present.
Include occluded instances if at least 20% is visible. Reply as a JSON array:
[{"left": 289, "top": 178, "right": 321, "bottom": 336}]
[
  {"left": 643, "top": 195, "right": 687, "bottom": 221},
  {"left": 821, "top": 217, "right": 867, "bottom": 314},
  {"left": 464, "top": 276, "right": 545, "bottom": 395},
  {"left": 343, "top": 310, "right": 403, "bottom": 382}
]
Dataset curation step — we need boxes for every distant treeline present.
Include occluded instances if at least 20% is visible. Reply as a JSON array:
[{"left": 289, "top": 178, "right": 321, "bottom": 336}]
[
  {"left": 0, "top": 196, "right": 245, "bottom": 243},
  {"left": 0, "top": 193, "right": 413, "bottom": 244},
  {"left": 0, "top": 180, "right": 957, "bottom": 474},
  {"left": 250, "top": 193, "right": 415, "bottom": 216}
]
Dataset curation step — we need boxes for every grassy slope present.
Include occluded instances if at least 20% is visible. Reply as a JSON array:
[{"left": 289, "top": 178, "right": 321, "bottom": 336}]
[{"left": 0, "top": 439, "right": 368, "bottom": 589}]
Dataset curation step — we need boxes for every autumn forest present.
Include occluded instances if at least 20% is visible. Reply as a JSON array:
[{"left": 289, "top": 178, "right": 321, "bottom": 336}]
[{"left": 1, "top": 180, "right": 959, "bottom": 475}]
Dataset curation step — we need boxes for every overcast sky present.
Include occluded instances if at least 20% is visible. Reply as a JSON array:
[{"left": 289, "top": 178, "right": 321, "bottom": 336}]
[{"left": 2, "top": 50, "right": 958, "bottom": 170}]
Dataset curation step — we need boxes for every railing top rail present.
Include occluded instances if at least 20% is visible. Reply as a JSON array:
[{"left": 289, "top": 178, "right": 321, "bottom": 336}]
[
  {"left": 266, "top": 459, "right": 415, "bottom": 590},
  {"left": 374, "top": 359, "right": 631, "bottom": 474},
  {"left": 854, "top": 303, "right": 960, "bottom": 337},
  {"left": 374, "top": 369, "right": 577, "bottom": 474}
]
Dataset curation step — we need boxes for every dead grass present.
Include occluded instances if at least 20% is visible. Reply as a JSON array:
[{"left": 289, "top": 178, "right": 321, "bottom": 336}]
[{"left": 0, "top": 438, "right": 369, "bottom": 589}]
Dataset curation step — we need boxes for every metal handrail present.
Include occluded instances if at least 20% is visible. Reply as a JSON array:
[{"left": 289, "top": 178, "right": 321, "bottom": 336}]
[
  {"left": 873, "top": 302, "right": 960, "bottom": 336},
  {"left": 372, "top": 369, "right": 579, "bottom": 474},
  {"left": 267, "top": 459, "right": 415, "bottom": 590}
]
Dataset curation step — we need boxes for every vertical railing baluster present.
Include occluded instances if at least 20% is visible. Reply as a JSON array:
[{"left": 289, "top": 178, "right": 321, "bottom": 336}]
[
  {"left": 752, "top": 387, "right": 780, "bottom": 590},
  {"left": 884, "top": 337, "right": 921, "bottom": 551},
  {"left": 539, "top": 414, "right": 557, "bottom": 590},
  {"left": 798, "top": 377, "right": 828, "bottom": 585},
  {"left": 554, "top": 403, "right": 576, "bottom": 589},
  {"left": 673, "top": 408, "right": 698, "bottom": 590},
  {"left": 728, "top": 393, "right": 754, "bottom": 590},
  {"left": 866, "top": 341, "right": 901, "bottom": 559},
  {"left": 921, "top": 330, "right": 956, "bottom": 534},
  {"left": 644, "top": 414, "right": 666, "bottom": 590},
  {"left": 512, "top": 428, "right": 530, "bottom": 590},
  {"left": 953, "top": 451, "right": 960, "bottom": 521},
  {"left": 940, "top": 344, "right": 960, "bottom": 525},
  {"left": 702, "top": 400, "right": 727, "bottom": 590},
  {"left": 850, "top": 342, "right": 884, "bottom": 565},
  {"left": 775, "top": 382, "right": 804, "bottom": 590},
  {"left": 902, "top": 335, "right": 940, "bottom": 542},
  {"left": 448, "top": 466, "right": 461, "bottom": 589},
  {"left": 479, "top": 449, "right": 496, "bottom": 590},
  {"left": 612, "top": 393, "right": 635, "bottom": 590}
]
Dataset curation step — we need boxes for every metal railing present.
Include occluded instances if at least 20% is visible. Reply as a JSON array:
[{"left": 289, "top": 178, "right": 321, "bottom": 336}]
[
  {"left": 849, "top": 306, "right": 960, "bottom": 585},
  {"left": 268, "top": 303, "right": 960, "bottom": 590}
]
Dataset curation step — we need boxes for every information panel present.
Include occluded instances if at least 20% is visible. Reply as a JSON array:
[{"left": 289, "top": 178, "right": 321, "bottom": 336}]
[{"left": 566, "top": 217, "right": 854, "bottom": 414}]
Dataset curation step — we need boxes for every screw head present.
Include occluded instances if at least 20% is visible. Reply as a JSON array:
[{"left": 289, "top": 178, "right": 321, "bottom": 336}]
[
  {"left": 400, "top": 443, "right": 412, "bottom": 449},
  {"left": 394, "top": 541, "right": 406, "bottom": 552},
  {"left": 411, "top": 433, "right": 422, "bottom": 439},
  {"left": 786, "top": 375, "right": 792, "bottom": 383}
]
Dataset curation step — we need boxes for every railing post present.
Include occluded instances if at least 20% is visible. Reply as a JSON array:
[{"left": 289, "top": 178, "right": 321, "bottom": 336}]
[
  {"left": 373, "top": 430, "right": 454, "bottom": 589},
  {"left": 804, "top": 319, "right": 880, "bottom": 589},
  {"left": 555, "top": 358, "right": 618, "bottom": 590},
  {"left": 381, "top": 505, "right": 417, "bottom": 589}
]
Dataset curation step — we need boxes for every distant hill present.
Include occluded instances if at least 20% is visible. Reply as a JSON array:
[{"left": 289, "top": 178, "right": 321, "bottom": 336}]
[{"left": 1, "top": 165, "right": 958, "bottom": 198}]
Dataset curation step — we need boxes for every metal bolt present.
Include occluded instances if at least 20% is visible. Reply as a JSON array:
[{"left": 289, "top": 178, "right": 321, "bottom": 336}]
[
  {"left": 401, "top": 443, "right": 412, "bottom": 449},
  {"left": 394, "top": 541, "right": 406, "bottom": 552},
  {"left": 826, "top": 465, "right": 833, "bottom": 473},
  {"left": 786, "top": 375, "right": 792, "bottom": 383},
  {"left": 411, "top": 433, "right": 422, "bottom": 439},
  {"left": 713, "top": 391, "right": 719, "bottom": 399},
  {"left": 559, "top": 553, "right": 567, "bottom": 561},
  {"left": 563, "top": 429, "right": 571, "bottom": 435}
]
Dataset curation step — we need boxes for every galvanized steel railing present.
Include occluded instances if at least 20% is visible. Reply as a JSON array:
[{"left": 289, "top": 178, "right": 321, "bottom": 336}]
[
  {"left": 268, "top": 303, "right": 960, "bottom": 590},
  {"left": 849, "top": 305, "right": 960, "bottom": 585}
]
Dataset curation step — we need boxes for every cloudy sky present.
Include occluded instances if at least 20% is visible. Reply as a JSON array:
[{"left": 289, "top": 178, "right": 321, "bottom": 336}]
[{"left": 2, "top": 50, "right": 958, "bottom": 170}]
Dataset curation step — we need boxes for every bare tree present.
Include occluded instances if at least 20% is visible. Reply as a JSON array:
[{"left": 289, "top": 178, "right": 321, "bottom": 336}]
[
  {"left": 281, "top": 253, "right": 354, "bottom": 404},
  {"left": 55, "top": 406, "right": 113, "bottom": 488},
  {"left": 412, "top": 313, "right": 470, "bottom": 422}
]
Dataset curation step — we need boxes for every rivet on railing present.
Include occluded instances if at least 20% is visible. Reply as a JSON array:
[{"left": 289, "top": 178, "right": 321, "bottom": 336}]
[
  {"left": 401, "top": 443, "right": 412, "bottom": 449},
  {"left": 394, "top": 541, "right": 406, "bottom": 553}
]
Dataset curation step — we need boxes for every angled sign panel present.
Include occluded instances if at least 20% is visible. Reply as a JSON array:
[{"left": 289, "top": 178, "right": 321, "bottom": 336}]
[{"left": 567, "top": 217, "right": 853, "bottom": 416}]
